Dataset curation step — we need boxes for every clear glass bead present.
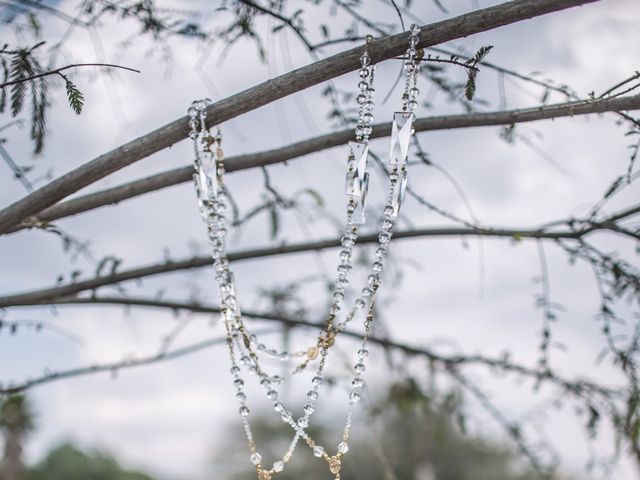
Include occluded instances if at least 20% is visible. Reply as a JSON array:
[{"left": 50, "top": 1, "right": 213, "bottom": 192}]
[
  {"left": 409, "top": 99, "right": 419, "bottom": 110},
  {"left": 410, "top": 87, "right": 420, "bottom": 97},
  {"left": 352, "top": 378, "right": 364, "bottom": 389},
  {"left": 280, "top": 352, "right": 290, "bottom": 361},
  {"left": 359, "top": 68, "right": 368, "bottom": 78},
  {"left": 233, "top": 379, "right": 244, "bottom": 389},
  {"left": 307, "top": 390, "right": 319, "bottom": 400},
  {"left": 355, "top": 298, "right": 366, "bottom": 309},
  {"left": 362, "top": 287, "right": 372, "bottom": 298},
  {"left": 248, "top": 365, "right": 258, "bottom": 375},
  {"left": 312, "top": 376, "right": 323, "bottom": 387},
  {"left": 239, "top": 406, "right": 250, "bottom": 417},
  {"left": 260, "top": 378, "right": 271, "bottom": 387},
  {"left": 236, "top": 392, "right": 247, "bottom": 402},
  {"left": 367, "top": 274, "right": 376, "bottom": 286},
  {"left": 267, "top": 390, "right": 278, "bottom": 401},
  {"left": 410, "top": 24, "right": 420, "bottom": 35},
  {"left": 230, "top": 365, "right": 240, "bottom": 375},
  {"left": 338, "top": 442, "right": 349, "bottom": 454},
  {"left": 379, "top": 232, "right": 390, "bottom": 245},
  {"left": 250, "top": 452, "right": 262, "bottom": 466},
  {"left": 304, "top": 403, "right": 315, "bottom": 415},
  {"left": 273, "top": 461, "right": 284, "bottom": 472},
  {"left": 358, "top": 80, "right": 369, "bottom": 91},
  {"left": 313, "top": 446, "right": 325, "bottom": 458},
  {"left": 355, "top": 363, "right": 366, "bottom": 374},
  {"left": 298, "top": 417, "right": 309, "bottom": 428},
  {"left": 338, "top": 264, "right": 352, "bottom": 275},
  {"left": 333, "top": 291, "right": 344, "bottom": 302},
  {"left": 357, "top": 348, "right": 369, "bottom": 359},
  {"left": 240, "top": 356, "right": 250, "bottom": 365},
  {"left": 271, "top": 375, "right": 283, "bottom": 385},
  {"left": 383, "top": 206, "right": 394, "bottom": 217},
  {"left": 363, "top": 112, "right": 373, "bottom": 123},
  {"left": 373, "top": 261, "right": 383, "bottom": 273},
  {"left": 357, "top": 93, "right": 367, "bottom": 104},
  {"left": 350, "top": 391, "right": 361, "bottom": 403},
  {"left": 274, "top": 402, "right": 285, "bottom": 413},
  {"left": 339, "top": 249, "right": 350, "bottom": 261}
]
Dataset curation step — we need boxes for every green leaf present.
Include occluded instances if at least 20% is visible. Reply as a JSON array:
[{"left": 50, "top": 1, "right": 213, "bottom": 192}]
[
  {"left": 464, "top": 70, "right": 476, "bottom": 100},
  {"left": 64, "top": 79, "right": 84, "bottom": 115}
]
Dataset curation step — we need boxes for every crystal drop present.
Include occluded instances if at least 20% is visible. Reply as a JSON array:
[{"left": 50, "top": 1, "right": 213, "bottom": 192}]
[
  {"left": 273, "top": 461, "right": 284, "bottom": 472},
  {"left": 350, "top": 391, "right": 361, "bottom": 403},
  {"left": 312, "top": 376, "right": 323, "bottom": 387},
  {"left": 304, "top": 403, "right": 315, "bottom": 415},
  {"left": 355, "top": 363, "right": 366, "bottom": 374},
  {"left": 391, "top": 169, "right": 408, "bottom": 218},
  {"left": 352, "top": 378, "right": 364, "bottom": 389},
  {"left": 233, "top": 379, "right": 244, "bottom": 389},
  {"left": 338, "top": 442, "right": 350, "bottom": 454},
  {"left": 313, "top": 446, "right": 325, "bottom": 458},
  {"left": 389, "top": 112, "right": 415, "bottom": 166},
  {"left": 267, "top": 390, "right": 278, "bottom": 401},
  {"left": 239, "top": 406, "right": 250, "bottom": 417},
  {"left": 250, "top": 452, "right": 262, "bottom": 466},
  {"left": 274, "top": 402, "right": 284, "bottom": 413},
  {"left": 352, "top": 172, "right": 369, "bottom": 225},
  {"left": 307, "top": 390, "right": 319, "bottom": 400},
  {"left": 345, "top": 142, "right": 369, "bottom": 197},
  {"left": 298, "top": 417, "right": 309, "bottom": 428}
]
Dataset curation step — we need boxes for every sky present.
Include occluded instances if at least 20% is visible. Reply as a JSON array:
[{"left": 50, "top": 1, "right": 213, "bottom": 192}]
[{"left": 1, "top": 0, "right": 640, "bottom": 479}]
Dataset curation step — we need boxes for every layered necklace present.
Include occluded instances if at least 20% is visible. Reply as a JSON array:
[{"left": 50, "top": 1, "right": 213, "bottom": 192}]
[{"left": 189, "top": 25, "right": 421, "bottom": 480}]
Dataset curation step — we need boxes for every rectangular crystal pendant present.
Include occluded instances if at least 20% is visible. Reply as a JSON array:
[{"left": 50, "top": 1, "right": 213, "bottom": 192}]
[
  {"left": 352, "top": 172, "right": 369, "bottom": 224},
  {"left": 345, "top": 141, "right": 369, "bottom": 197},
  {"left": 196, "top": 150, "right": 217, "bottom": 200},
  {"left": 390, "top": 169, "right": 408, "bottom": 218},
  {"left": 389, "top": 112, "right": 415, "bottom": 166}
]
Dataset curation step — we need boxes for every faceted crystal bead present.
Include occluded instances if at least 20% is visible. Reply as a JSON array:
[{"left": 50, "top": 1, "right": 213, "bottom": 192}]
[
  {"left": 239, "top": 406, "right": 250, "bottom": 417},
  {"left": 352, "top": 378, "right": 364, "bottom": 389},
  {"left": 307, "top": 390, "right": 319, "bottom": 400},
  {"left": 352, "top": 172, "right": 369, "bottom": 225},
  {"left": 357, "top": 348, "right": 369, "bottom": 359},
  {"left": 230, "top": 365, "right": 241, "bottom": 376},
  {"left": 233, "top": 379, "right": 244, "bottom": 389},
  {"left": 355, "top": 363, "right": 366, "bottom": 374},
  {"left": 240, "top": 356, "right": 251, "bottom": 366},
  {"left": 349, "top": 391, "right": 361, "bottom": 403},
  {"left": 267, "top": 390, "right": 278, "bottom": 401},
  {"left": 345, "top": 140, "right": 369, "bottom": 197},
  {"left": 250, "top": 452, "right": 262, "bottom": 466},
  {"left": 236, "top": 392, "right": 247, "bottom": 402},
  {"left": 355, "top": 298, "right": 366, "bottom": 309},
  {"left": 304, "top": 403, "right": 315, "bottom": 415},
  {"left": 297, "top": 417, "right": 309, "bottom": 428},
  {"left": 271, "top": 375, "right": 283, "bottom": 385},
  {"left": 260, "top": 378, "right": 271, "bottom": 387},
  {"left": 391, "top": 169, "right": 408, "bottom": 218},
  {"left": 312, "top": 376, "right": 323, "bottom": 387},
  {"left": 389, "top": 112, "right": 415, "bottom": 166},
  {"left": 410, "top": 23, "right": 421, "bottom": 35},
  {"left": 273, "top": 461, "right": 284, "bottom": 472},
  {"left": 274, "top": 402, "right": 285, "bottom": 413},
  {"left": 313, "top": 446, "right": 325, "bottom": 458},
  {"left": 338, "top": 442, "right": 350, "bottom": 454}
]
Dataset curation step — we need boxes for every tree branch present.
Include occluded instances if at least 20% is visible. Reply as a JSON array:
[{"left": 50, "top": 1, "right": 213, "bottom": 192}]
[
  {"left": 0, "top": 0, "right": 601, "bottom": 234},
  {"left": 0, "top": 63, "right": 140, "bottom": 89},
  {"left": 0, "top": 296, "right": 616, "bottom": 399},
  {"left": 3, "top": 204, "right": 639, "bottom": 308},
  {"left": 11, "top": 94, "right": 639, "bottom": 232}
]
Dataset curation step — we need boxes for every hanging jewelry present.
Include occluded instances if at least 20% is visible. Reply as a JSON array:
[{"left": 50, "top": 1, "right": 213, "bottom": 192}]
[{"left": 188, "top": 24, "right": 422, "bottom": 480}]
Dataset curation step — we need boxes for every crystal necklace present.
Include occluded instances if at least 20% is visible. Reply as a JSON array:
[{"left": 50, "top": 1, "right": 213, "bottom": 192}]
[{"left": 189, "top": 25, "right": 421, "bottom": 480}]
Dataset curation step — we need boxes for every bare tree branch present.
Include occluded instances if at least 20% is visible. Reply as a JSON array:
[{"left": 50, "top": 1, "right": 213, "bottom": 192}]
[
  {"left": 2, "top": 204, "right": 638, "bottom": 308},
  {"left": 0, "top": 296, "right": 616, "bottom": 399},
  {"left": 0, "top": 63, "right": 140, "bottom": 88},
  {"left": 0, "top": 0, "right": 602, "bottom": 234},
  {"left": 10, "top": 94, "right": 639, "bottom": 232}
]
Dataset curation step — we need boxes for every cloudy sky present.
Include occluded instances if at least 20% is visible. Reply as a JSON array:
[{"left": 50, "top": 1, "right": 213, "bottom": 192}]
[{"left": 1, "top": 0, "right": 639, "bottom": 479}]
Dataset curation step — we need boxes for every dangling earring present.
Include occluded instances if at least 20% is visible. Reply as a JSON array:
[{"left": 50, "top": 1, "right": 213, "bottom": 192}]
[
  {"left": 345, "top": 35, "right": 376, "bottom": 224},
  {"left": 389, "top": 24, "right": 421, "bottom": 217}
]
